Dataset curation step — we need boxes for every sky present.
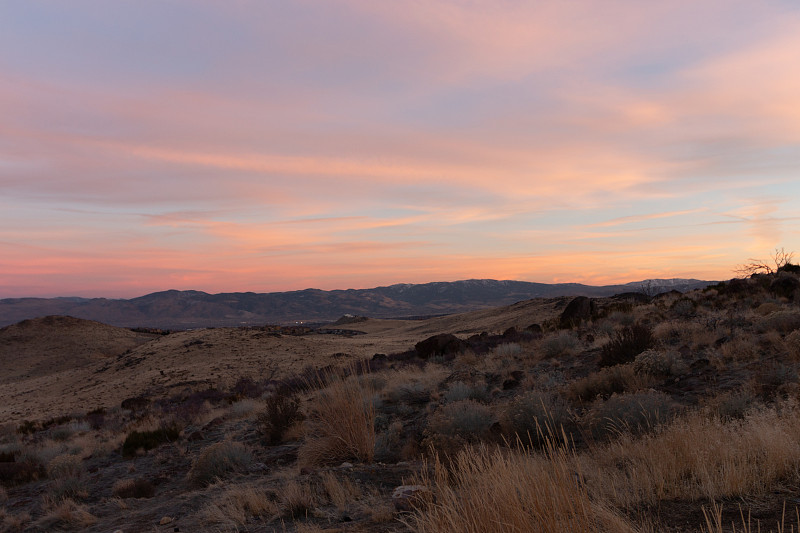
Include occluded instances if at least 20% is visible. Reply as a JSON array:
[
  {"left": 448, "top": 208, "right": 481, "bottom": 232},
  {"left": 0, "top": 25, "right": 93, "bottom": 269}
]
[{"left": 1, "top": 1, "right": 799, "bottom": 298}]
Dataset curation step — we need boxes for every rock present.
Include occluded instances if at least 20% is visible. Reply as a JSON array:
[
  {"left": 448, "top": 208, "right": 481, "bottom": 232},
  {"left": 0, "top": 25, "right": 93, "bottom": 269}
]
[
  {"left": 159, "top": 516, "right": 173, "bottom": 525},
  {"left": 339, "top": 462, "right": 353, "bottom": 468},
  {"left": 414, "top": 334, "right": 467, "bottom": 359},
  {"left": 559, "top": 297, "right": 596, "bottom": 328},
  {"left": 392, "top": 484, "right": 433, "bottom": 512},
  {"left": 187, "top": 430, "right": 204, "bottom": 441},
  {"left": 120, "top": 396, "right": 150, "bottom": 412},
  {"left": 525, "top": 323, "right": 543, "bottom": 335}
]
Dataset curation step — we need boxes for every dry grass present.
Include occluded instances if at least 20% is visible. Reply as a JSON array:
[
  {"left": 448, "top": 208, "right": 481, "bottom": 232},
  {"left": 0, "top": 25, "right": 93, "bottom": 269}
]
[
  {"left": 37, "top": 497, "right": 97, "bottom": 530},
  {"left": 188, "top": 440, "right": 254, "bottom": 487},
  {"left": 298, "top": 373, "right": 376, "bottom": 468},
  {"left": 201, "top": 483, "right": 279, "bottom": 526},
  {"left": 587, "top": 404, "right": 800, "bottom": 507},
  {"left": 702, "top": 501, "right": 800, "bottom": 533},
  {"left": 281, "top": 480, "right": 317, "bottom": 518},
  {"left": 321, "top": 471, "right": 361, "bottom": 511},
  {"left": 0, "top": 508, "right": 30, "bottom": 531},
  {"left": 406, "top": 441, "right": 639, "bottom": 533}
]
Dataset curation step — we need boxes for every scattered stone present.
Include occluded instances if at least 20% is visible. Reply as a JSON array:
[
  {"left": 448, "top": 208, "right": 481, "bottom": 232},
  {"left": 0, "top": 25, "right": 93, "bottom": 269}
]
[
  {"left": 159, "top": 516, "right": 173, "bottom": 525},
  {"left": 392, "top": 484, "right": 433, "bottom": 512},
  {"left": 339, "top": 462, "right": 353, "bottom": 468}
]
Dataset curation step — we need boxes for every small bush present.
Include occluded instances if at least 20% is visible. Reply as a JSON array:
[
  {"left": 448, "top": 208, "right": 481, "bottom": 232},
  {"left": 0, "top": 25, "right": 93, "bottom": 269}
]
[
  {"left": 541, "top": 331, "right": 579, "bottom": 358},
  {"left": 46, "top": 455, "right": 82, "bottom": 480},
  {"left": 256, "top": 394, "right": 303, "bottom": 445},
  {"left": 502, "top": 391, "right": 575, "bottom": 446},
  {"left": 566, "top": 364, "right": 646, "bottom": 404},
  {"left": 671, "top": 298, "right": 697, "bottom": 318},
  {"left": 443, "top": 381, "right": 487, "bottom": 404},
  {"left": 599, "top": 324, "right": 654, "bottom": 368},
  {"left": 112, "top": 478, "right": 156, "bottom": 499},
  {"left": 632, "top": 349, "right": 682, "bottom": 376},
  {"left": 585, "top": 391, "right": 675, "bottom": 440},
  {"left": 494, "top": 343, "right": 522, "bottom": 357},
  {"left": 189, "top": 441, "right": 254, "bottom": 487},
  {"left": 121, "top": 425, "right": 180, "bottom": 457},
  {"left": 427, "top": 400, "right": 496, "bottom": 442},
  {"left": 757, "top": 310, "right": 800, "bottom": 334}
]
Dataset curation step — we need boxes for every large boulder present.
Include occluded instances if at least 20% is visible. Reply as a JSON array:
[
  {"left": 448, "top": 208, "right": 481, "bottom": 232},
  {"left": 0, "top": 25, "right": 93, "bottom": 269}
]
[
  {"left": 414, "top": 334, "right": 467, "bottom": 359},
  {"left": 559, "top": 296, "right": 595, "bottom": 328}
]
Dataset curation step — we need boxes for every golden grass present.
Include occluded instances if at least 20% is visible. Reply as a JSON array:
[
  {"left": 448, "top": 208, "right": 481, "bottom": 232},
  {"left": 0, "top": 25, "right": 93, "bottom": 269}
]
[
  {"left": 321, "top": 471, "right": 361, "bottom": 511},
  {"left": 37, "top": 497, "right": 96, "bottom": 529},
  {"left": 406, "top": 441, "right": 639, "bottom": 533},
  {"left": 201, "top": 483, "right": 279, "bottom": 526},
  {"left": 586, "top": 404, "right": 800, "bottom": 507},
  {"left": 298, "top": 373, "right": 376, "bottom": 468},
  {"left": 702, "top": 502, "right": 800, "bottom": 533}
]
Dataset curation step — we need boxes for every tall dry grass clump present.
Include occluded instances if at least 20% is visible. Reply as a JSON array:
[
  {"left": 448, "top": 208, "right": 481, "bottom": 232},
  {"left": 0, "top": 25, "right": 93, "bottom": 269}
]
[
  {"left": 588, "top": 403, "right": 800, "bottom": 507},
  {"left": 406, "top": 441, "right": 639, "bottom": 533},
  {"left": 298, "top": 373, "right": 376, "bottom": 467}
]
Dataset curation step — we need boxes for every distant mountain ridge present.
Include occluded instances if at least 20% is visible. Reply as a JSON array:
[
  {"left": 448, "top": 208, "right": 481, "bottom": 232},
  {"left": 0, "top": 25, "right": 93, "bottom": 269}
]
[{"left": 0, "top": 278, "right": 713, "bottom": 329}]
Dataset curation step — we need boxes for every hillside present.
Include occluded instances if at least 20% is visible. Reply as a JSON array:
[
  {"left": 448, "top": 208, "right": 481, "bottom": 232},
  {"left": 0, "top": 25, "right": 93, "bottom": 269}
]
[
  {"left": 0, "top": 278, "right": 712, "bottom": 329},
  {"left": 1, "top": 270, "right": 797, "bottom": 532}
]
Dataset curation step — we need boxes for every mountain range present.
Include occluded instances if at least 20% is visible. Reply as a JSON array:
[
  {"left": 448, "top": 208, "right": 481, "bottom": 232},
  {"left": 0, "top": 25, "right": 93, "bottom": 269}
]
[{"left": 0, "top": 278, "right": 713, "bottom": 329}]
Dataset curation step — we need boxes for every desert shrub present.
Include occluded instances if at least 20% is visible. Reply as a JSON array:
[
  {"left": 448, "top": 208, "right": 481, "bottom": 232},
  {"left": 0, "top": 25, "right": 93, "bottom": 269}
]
[
  {"left": 757, "top": 310, "right": 800, "bottom": 334},
  {"left": 375, "top": 420, "right": 405, "bottom": 463},
  {"left": 494, "top": 343, "right": 522, "bottom": 357},
  {"left": 37, "top": 498, "right": 97, "bottom": 530},
  {"left": 189, "top": 441, "right": 254, "bottom": 487},
  {"left": 48, "top": 476, "right": 89, "bottom": 501},
  {"left": 112, "top": 478, "right": 156, "bottom": 498},
  {"left": 298, "top": 374, "right": 375, "bottom": 467},
  {"left": 584, "top": 391, "right": 675, "bottom": 440},
  {"left": 502, "top": 391, "right": 575, "bottom": 447},
  {"left": 321, "top": 471, "right": 361, "bottom": 511},
  {"left": 85, "top": 408, "right": 105, "bottom": 430},
  {"left": 201, "top": 484, "right": 279, "bottom": 527},
  {"left": 671, "top": 297, "right": 697, "bottom": 318},
  {"left": 0, "top": 453, "right": 45, "bottom": 486},
  {"left": 16, "top": 420, "right": 38, "bottom": 435},
  {"left": 787, "top": 330, "right": 800, "bottom": 358},
  {"left": 257, "top": 393, "right": 303, "bottom": 445},
  {"left": 46, "top": 455, "right": 82, "bottom": 480},
  {"left": 599, "top": 324, "right": 654, "bottom": 368},
  {"left": 50, "top": 421, "right": 90, "bottom": 442},
  {"left": 756, "top": 362, "right": 799, "bottom": 399},
  {"left": 232, "top": 376, "right": 263, "bottom": 399},
  {"left": 427, "top": 400, "right": 496, "bottom": 443},
  {"left": 443, "top": 381, "right": 487, "bottom": 404},
  {"left": 541, "top": 331, "right": 579, "bottom": 358},
  {"left": 121, "top": 424, "right": 180, "bottom": 457},
  {"left": 710, "top": 389, "right": 759, "bottom": 420},
  {"left": 566, "top": 364, "right": 648, "bottom": 404},
  {"left": 632, "top": 349, "right": 682, "bottom": 376}
]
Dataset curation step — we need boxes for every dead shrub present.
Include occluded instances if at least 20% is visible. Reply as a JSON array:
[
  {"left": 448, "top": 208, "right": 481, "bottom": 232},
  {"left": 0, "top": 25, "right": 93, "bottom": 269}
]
[
  {"left": 321, "top": 471, "right": 361, "bottom": 511},
  {"left": 757, "top": 310, "right": 800, "bottom": 334},
  {"left": 599, "top": 324, "right": 654, "bottom": 368},
  {"left": 256, "top": 393, "right": 303, "bottom": 445},
  {"left": 37, "top": 497, "right": 97, "bottom": 530}
]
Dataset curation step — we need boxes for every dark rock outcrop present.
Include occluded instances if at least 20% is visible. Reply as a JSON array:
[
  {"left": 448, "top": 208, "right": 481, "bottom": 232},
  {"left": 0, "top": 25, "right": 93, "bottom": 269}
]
[
  {"left": 414, "top": 334, "right": 467, "bottom": 359},
  {"left": 559, "top": 296, "right": 595, "bottom": 328}
]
